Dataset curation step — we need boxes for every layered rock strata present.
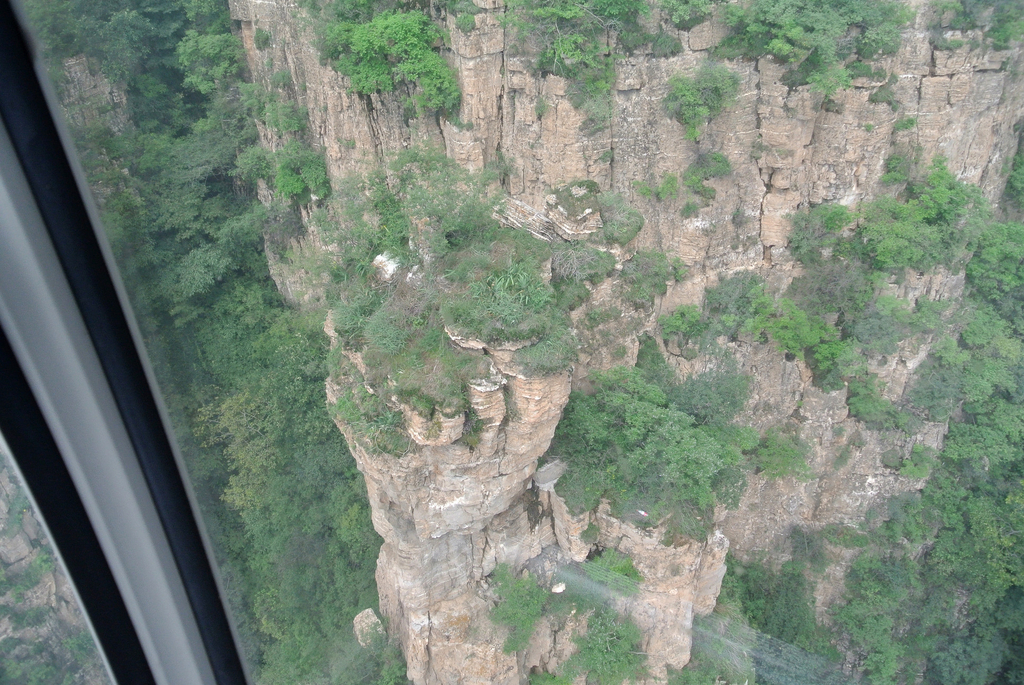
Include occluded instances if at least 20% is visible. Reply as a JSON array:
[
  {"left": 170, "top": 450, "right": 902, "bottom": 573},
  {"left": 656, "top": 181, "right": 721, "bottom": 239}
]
[{"left": 328, "top": 332, "right": 729, "bottom": 683}]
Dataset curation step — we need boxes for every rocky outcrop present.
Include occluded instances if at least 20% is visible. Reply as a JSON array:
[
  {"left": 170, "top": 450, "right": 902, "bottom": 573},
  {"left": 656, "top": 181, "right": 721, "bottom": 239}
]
[
  {"left": 227, "top": 0, "right": 1024, "bottom": 679},
  {"left": 329, "top": 337, "right": 569, "bottom": 684},
  {"left": 328, "top": 324, "right": 730, "bottom": 683},
  {"left": 0, "top": 466, "right": 107, "bottom": 684},
  {"left": 60, "top": 55, "right": 129, "bottom": 134}
]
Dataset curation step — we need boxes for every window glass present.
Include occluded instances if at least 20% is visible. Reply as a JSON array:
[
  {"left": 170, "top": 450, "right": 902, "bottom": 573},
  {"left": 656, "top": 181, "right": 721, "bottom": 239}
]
[{"left": 0, "top": 436, "right": 112, "bottom": 685}]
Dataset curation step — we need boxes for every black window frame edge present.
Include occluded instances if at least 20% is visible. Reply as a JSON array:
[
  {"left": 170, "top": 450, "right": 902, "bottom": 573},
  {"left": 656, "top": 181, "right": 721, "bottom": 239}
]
[{"left": 0, "top": 2, "right": 250, "bottom": 684}]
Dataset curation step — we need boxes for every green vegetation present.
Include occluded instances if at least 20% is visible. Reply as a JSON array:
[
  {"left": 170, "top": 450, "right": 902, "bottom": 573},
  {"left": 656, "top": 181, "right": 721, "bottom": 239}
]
[
  {"left": 319, "top": 11, "right": 460, "bottom": 114},
  {"left": 564, "top": 608, "right": 646, "bottom": 684},
  {"left": 620, "top": 250, "right": 682, "bottom": 306},
  {"left": 503, "top": 0, "right": 656, "bottom": 128},
  {"left": 582, "top": 550, "right": 642, "bottom": 595},
  {"left": 673, "top": 532, "right": 842, "bottom": 685},
  {"left": 490, "top": 565, "right": 550, "bottom": 652},
  {"left": 682, "top": 151, "right": 732, "bottom": 203},
  {"left": 724, "top": 558, "right": 837, "bottom": 658},
  {"left": 660, "top": 0, "right": 715, "bottom": 29},
  {"left": 552, "top": 338, "right": 766, "bottom": 538},
  {"left": 317, "top": 162, "right": 658, "bottom": 428},
  {"left": 1007, "top": 132, "right": 1024, "bottom": 208},
  {"left": 490, "top": 562, "right": 646, "bottom": 684},
  {"left": 752, "top": 428, "right": 812, "bottom": 479},
  {"left": 706, "top": 153, "right": 1024, "bottom": 685},
  {"left": 255, "top": 28, "right": 272, "bottom": 49},
  {"left": 717, "top": 0, "right": 912, "bottom": 95},
  {"left": 932, "top": 0, "right": 1024, "bottom": 50},
  {"left": 894, "top": 116, "right": 917, "bottom": 132},
  {"left": 274, "top": 140, "right": 331, "bottom": 203},
  {"left": 868, "top": 82, "right": 900, "bottom": 111},
  {"left": 664, "top": 63, "right": 740, "bottom": 140},
  {"left": 667, "top": 614, "right": 756, "bottom": 685}
]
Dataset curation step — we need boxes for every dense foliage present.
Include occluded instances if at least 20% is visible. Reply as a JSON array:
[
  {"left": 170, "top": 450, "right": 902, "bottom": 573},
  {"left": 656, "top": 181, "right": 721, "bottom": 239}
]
[
  {"left": 654, "top": 149, "right": 1023, "bottom": 683},
  {"left": 664, "top": 64, "right": 740, "bottom": 140},
  {"left": 717, "top": 0, "right": 912, "bottom": 95},
  {"left": 552, "top": 338, "right": 759, "bottom": 536},
  {"left": 933, "top": 0, "right": 1024, "bottom": 49},
  {"left": 490, "top": 562, "right": 646, "bottom": 684},
  {"left": 823, "top": 205, "right": 1024, "bottom": 684},
  {"left": 319, "top": 11, "right": 461, "bottom": 114},
  {"left": 505, "top": 0, "right": 688, "bottom": 129}
]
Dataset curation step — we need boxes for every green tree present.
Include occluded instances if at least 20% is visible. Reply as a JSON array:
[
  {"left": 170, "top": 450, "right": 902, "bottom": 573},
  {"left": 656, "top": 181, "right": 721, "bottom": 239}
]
[
  {"left": 320, "top": 11, "right": 461, "bottom": 113},
  {"left": 177, "top": 29, "right": 243, "bottom": 94},
  {"left": 664, "top": 63, "right": 739, "bottom": 140}
]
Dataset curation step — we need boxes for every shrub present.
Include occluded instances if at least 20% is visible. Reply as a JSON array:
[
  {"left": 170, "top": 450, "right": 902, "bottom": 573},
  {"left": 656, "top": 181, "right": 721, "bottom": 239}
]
[
  {"left": 846, "top": 375, "right": 910, "bottom": 431},
  {"left": 900, "top": 443, "right": 936, "bottom": 478},
  {"left": 254, "top": 28, "right": 272, "bottom": 50},
  {"left": 1006, "top": 135, "right": 1024, "bottom": 207},
  {"left": 787, "top": 259, "right": 873, "bottom": 319},
  {"left": 490, "top": 565, "right": 549, "bottom": 653},
  {"left": 445, "top": 259, "right": 556, "bottom": 342},
  {"left": 585, "top": 306, "right": 621, "bottom": 328},
  {"left": 660, "top": 304, "right": 706, "bottom": 343},
  {"left": 703, "top": 272, "right": 774, "bottom": 339},
  {"left": 717, "top": 0, "right": 911, "bottom": 96},
  {"left": 651, "top": 30, "right": 684, "bottom": 57},
  {"left": 787, "top": 204, "right": 852, "bottom": 266},
  {"left": 727, "top": 557, "right": 837, "bottom": 657},
  {"left": 514, "top": 324, "right": 579, "bottom": 375},
  {"left": 552, "top": 361, "right": 753, "bottom": 529},
  {"left": 504, "top": 0, "right": 648, "bottom": 120},
  {"left": 656, "top": 173, "right": 680, "bottom": 201},
  {"left": 660, "top": 0, "right": 713, "bottom": 29},
  {"left": 847, "top": 61, "right": 887, "bottom": 80},
  {"left": 852, "top": 296, "right": 914, "bottom": 355},
  {"left": 881, "top": 154, "right": 911, "bottom": 184},
  {"left": 551, "top": 243, "right": 615, "bottom": 283},
  {"left": 856, "top": 159, "right": 982, "bottom": 271},
  {"left": 759, "top": 299, "right": 837, "bottom": 361},
  {"left": 234, "top": 146, "right": 274, "bottom": 186},
  {"left": 565, "top": 608, "right": 646, "bottom": 684},
  {"left": 177, "top": 30, "right": 244, "bottom": 95},
  {"left": 869, "top": 84, "right": 900, "bottom": 111},
  {"left": 274, "top": 141, "right": 331, "bottom": 203},
  {"left": 894, "top": 116, "right": 917, "bottom": 132},
  {"left": 752, "top": 428, "right": 811, "bottom": 479},
  {"left": 683, "top": 152, "right": 732, "bottom": 202},
  {"left": 535, "top": 96, "right": 549, "bottom": 119},
  {"left": 671, "top": 363, "right": 751, "bottom": 426},
  {"left": 264, "top": 98, "right": 308, "bottom": 133},
  {"left": 597, "top": 193, "right": 645, "bottom": 244},
  {"left": 664, "top": 63, "right": 740, "bottom": 140},
  {"left": 271, "top": 69, "right": 292, "bottom": 88},
  {"left": 319, "top": 11, "right": 461, "bottom": 113},
  {"left": 621, "top": 250, "right": 674, "bottom": 306},
  {"left": 455, "top": 12, "right": 477, "bottom": 32},
  {"left": 583, "top": 550, "right": 642, "bottom": 595},
  {"left": 633, "top": 180, "right": 653, "bottom": 198}
]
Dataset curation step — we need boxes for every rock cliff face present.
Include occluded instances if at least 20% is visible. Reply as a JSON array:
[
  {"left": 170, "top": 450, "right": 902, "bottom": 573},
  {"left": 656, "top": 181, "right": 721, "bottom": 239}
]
[
  {"left": 0, "top": 465, "right": 107, "bottom": 684},
  {"left": 227, "top": 0, "right": 1024, "bottom": 680}
]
